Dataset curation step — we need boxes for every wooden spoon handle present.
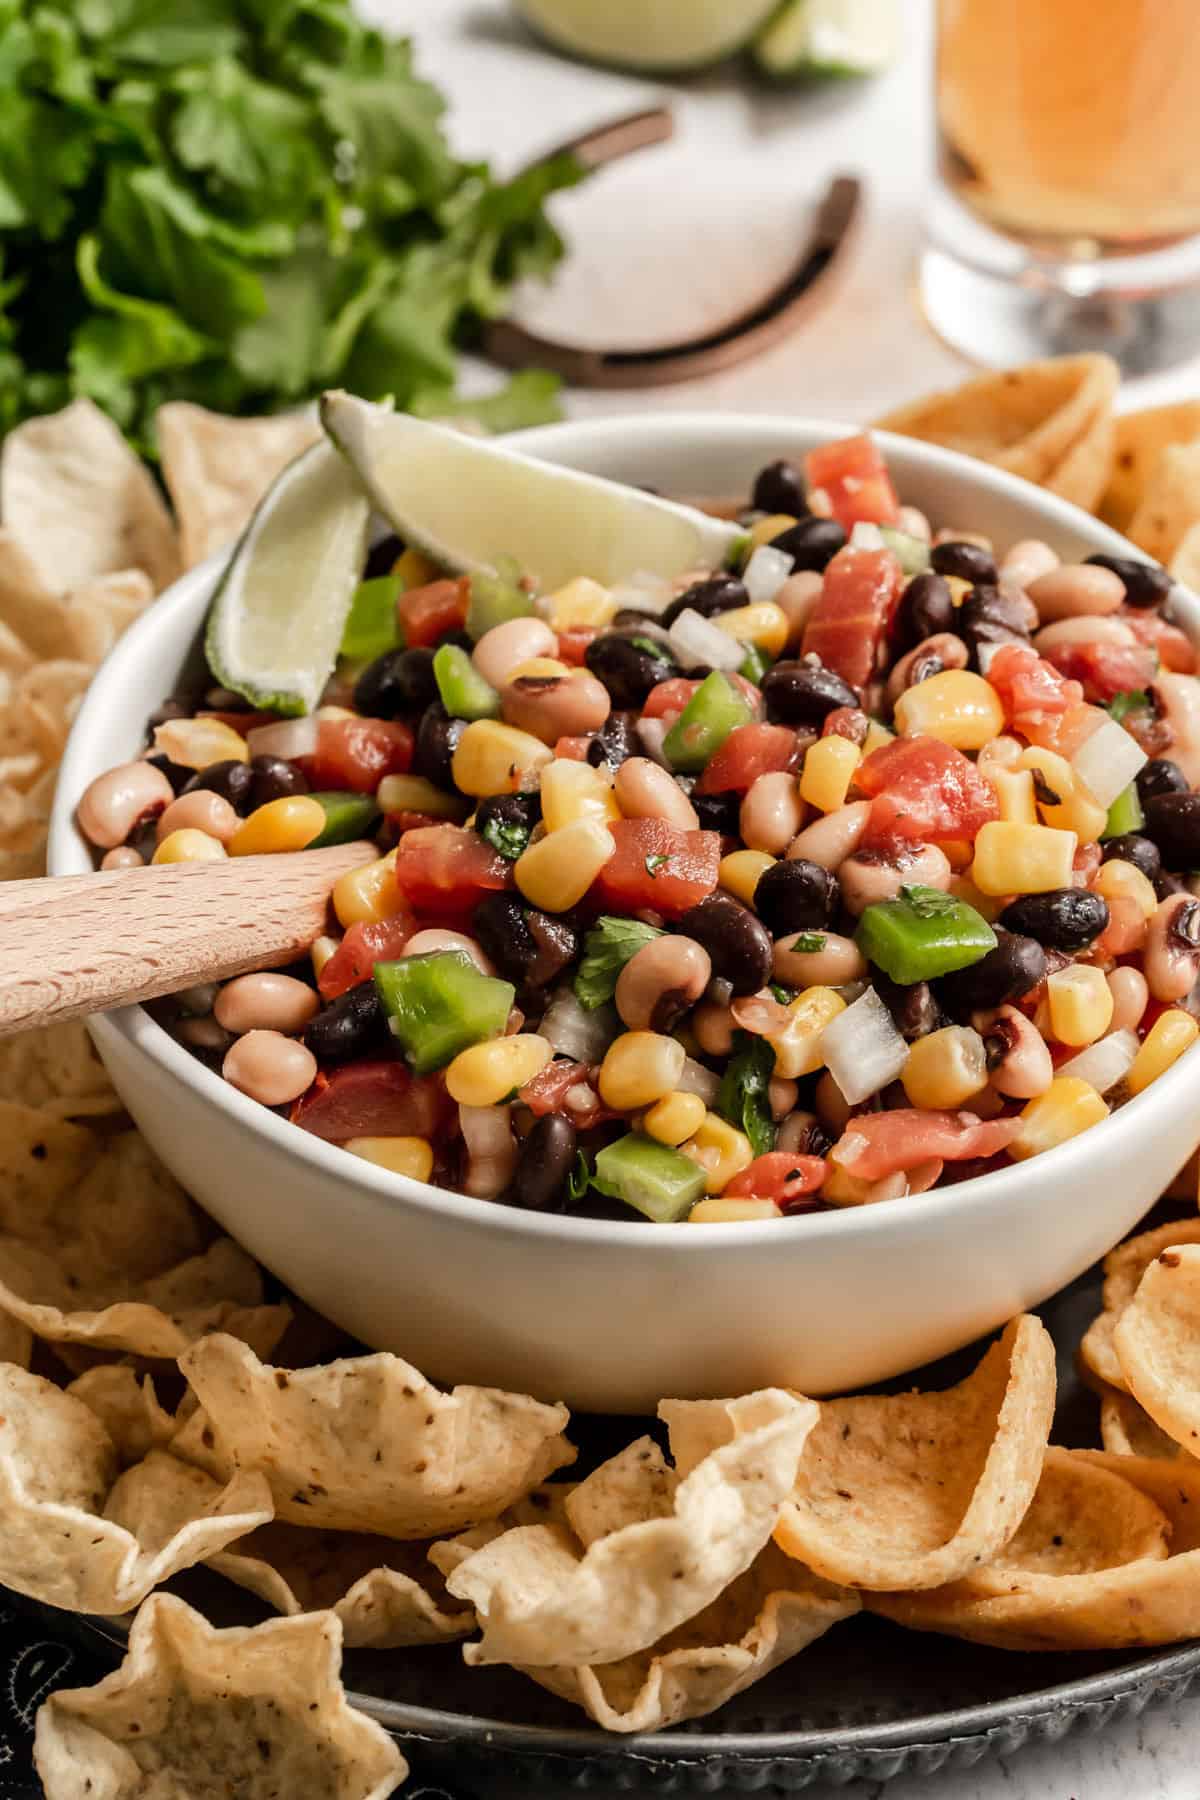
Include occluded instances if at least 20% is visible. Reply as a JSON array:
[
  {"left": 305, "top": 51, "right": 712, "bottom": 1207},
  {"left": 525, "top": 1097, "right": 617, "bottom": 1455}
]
[{"left": 0, "top": 841, "right": 376, "bottom": 1039}]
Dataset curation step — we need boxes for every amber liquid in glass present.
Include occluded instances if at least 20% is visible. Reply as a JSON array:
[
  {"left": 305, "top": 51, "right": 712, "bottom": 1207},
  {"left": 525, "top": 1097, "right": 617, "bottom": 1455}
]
[{"left": 936, "top": 0, "right": 1200, "bottom": 253}]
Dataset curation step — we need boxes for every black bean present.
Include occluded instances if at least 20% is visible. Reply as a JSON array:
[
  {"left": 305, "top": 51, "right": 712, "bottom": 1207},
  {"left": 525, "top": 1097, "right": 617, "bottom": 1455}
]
[
  {"left": 754, "top": 858, "right": 838, "bottom": 936},
  {"left": 934, "top": 931, "right": 1047, "bottom": 1018},
  {"left": 305, "top": 983, "right": 389, "bottom": 1064},
  {"left": 1085, "top": 553, "right": 1173, "bottom": 609},
  {"left": 872, "top": 972, "right": 946, "bottom": 1041},
  {"left": 894, "top": 572, "right": 954, "bottom": 648},
  {"left": 584, "top": 634, "right": 673, "bottom": 709},
  {"left": 510, "top": 1115, "right": 578, "bottom": 1213},
  {"left": 181, "top": 758, "right": 254, "bottom": 813},
  {"left": 145, "top": 751, "right": 192, "bottom": 796},
  {"left": 761, "top": 660, "right": 858, "bottom": 724},
  {"left": 473, "top": 790, "right": 541, "bottom": 855},
  {"left": 1100, "top": 833, "right": 1161, "bottom": 881},
  {"left": 363, "top": 533, "right": 404, "bottom": 580},
  {"left": 676, "top": 892, "right": 773, "bottom": 996},
  {"left": 930, "top": 540, "right": 998, "bottom": 585},
  {"left": 997, "top": 890, "right": 1109, "bottom": 953},
  {"left": 959, "top": 584, "right": 1031, "bottom": 667},
  {"left": 1142, "top": 793, "right": 1200, "bottom": 870},
  {"left": 769, "top": 516, "right": 846, "bottom": 573},
  {"left": 205, "top": 685, "right": 252, "bottom": 711},
  {"left": 1137, "top": 758, "right": 1190, "bottom": 807},
  {"left": 691, "top": 791, "right": 741, "bottom": 835},
  {"left": 586, "top": 712, "right": 639, "bottom": 770},
  {"left": 1156, "top": 871, "right": 1190, "bottom": 901},
  {"left": 660, "top": 574, "right": 748, "bottom": 629},
  {"left": 473, "top": 894, "right": 578, "bottom": 993},
  {"left": 248, "top": 754, "right": 310, "bottom": 808},
  {"left": 354, "top": 647, "right": 437, "bottom": 718},
  {"left": 752, "top": 459, "right": 806, "bottom": 517},
  {"left": 414, "top": 703, "right": 465, "bottom": 789}
]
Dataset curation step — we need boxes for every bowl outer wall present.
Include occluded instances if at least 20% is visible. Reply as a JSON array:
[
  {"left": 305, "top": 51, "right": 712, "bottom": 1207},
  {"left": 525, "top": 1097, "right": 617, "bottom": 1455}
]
[{"left": 47, "top": 414, "right": 1200, "bottom": 1412}]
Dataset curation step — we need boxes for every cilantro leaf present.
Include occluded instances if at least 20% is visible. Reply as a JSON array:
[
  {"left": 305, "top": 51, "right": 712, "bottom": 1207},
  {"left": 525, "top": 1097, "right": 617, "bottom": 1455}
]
[
  {"left": 645, "top": 853, "right": 669, "bottom": 877},
  {"left": 788, "top": 932, "right": 826, "bottom": 954},
  {"left": 716, "top": 1033, "right": 776, "bottom": 1159},
  {"left": 479, "top": 811, "right": 531, "bottom": 863},
  {"left": 1108, "top": 689, "right": 1151, "bottom": 724},
  {"left": 574, "top": 916, "right": 664, "bottom": 1011},
  {"left": 567, "top": 1151, "right": 591, "bottom": 1204},
  {"left": 900, "top": 884, "right": 958, "bottom": 918}
]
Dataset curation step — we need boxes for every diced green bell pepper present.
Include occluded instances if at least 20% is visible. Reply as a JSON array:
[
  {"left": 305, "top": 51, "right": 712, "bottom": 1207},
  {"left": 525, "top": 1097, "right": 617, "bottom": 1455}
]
[
  {"left": 339, "top": 575, "right": 402, "bottom": 662},
  {"left": 433, "top": 643, "right": 501, "bottom": 721},
  {"left": 738, "top": 642, "right": 772, "bottom": 685},
  {"left": 374, "top": 952, "right": 515, "bottom": 1075},
  {"left": 856, "top": 884, "right": 997, "bottom": 985},
  {"left": 309, "top": 791, "right": 380, "bottom": 847},
  {"left": 1103, "top": 782, "right": 1145, "bottom": 839},
  {"left": 465, "top": 559, "right": 534, "bottom": 641},
  {"left": 592, "top": 1133, "right": 708, "bottom": 1223},
  {"left": 663, "top": 671, "right": 754, "bottom": 774},
  {"left": 878, "top": 526, "right": 932, "bottom": 576}
]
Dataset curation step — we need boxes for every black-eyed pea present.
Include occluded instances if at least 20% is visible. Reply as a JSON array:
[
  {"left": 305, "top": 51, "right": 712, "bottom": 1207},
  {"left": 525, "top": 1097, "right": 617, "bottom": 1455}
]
[
  {"left": 773, "top": 930, "right": 866, "bottom": 988},
  {"left": 100, "top": 846, "right": 144, "bottom": 870},
  {"left": 176, "top": 1015, "right": 232, "bottom": 1052},
  {"left": 1107, "top": 964, "right": 1149, "bottom": 1034},
  {"left": 1145, "top": 893, "right": 1200, "bottom": 1002},
  {"left": 155, "top": 788, "right": 240, "bottom": 846},
  {"left": 774, "top": 570, "right": 825, "bottom": 647},
  {"left": 1026, "top": 563, "right": 1126, "bottom": 622},
  {"left": 998, "top": 539, "right": 1059, "bottom": 591},
  {"left": 615, "top": 935, "right": 712, "bottom": 1032},
  {"left": 613, "top": 758, "right": 699, "bottom": 830},
  {"left": 692, "top": 1000, "right": 736, "bottom": 1057},
  {"left": 768, "top": 1076, "right": 799, "bottom": 1120},
  {"left": 471, "top": 617, "right": 557, "bottom": 688},
  {"left": 983, "top": 1005, "right": 1054, "bottom": 1099},
  {"left": 786, "top": 800, "right": 870, "bottom": 871},
  {"left": 740, "top": 771, "right": 804, "bottom": 856},
  {"left": 838, "top": 843, "right": 951, "bottom": 917},
  {"left": 77, "top": 760, "right": 174, "bottom": 850},
  {"left": 403, "top": 928, "right": 495, "bottom": 974},
  {"left": 501, "top": 670, "right": 611, "bottom": 745},
  {"left": 214, "top": 973, "right": 320, "bottom": 1036},
  {"left": 1033, "top": 615, "right": 1137, "bottom": 655},
  {"left": 222, "top": 1030, "right": 317, "bottom": 1106}
]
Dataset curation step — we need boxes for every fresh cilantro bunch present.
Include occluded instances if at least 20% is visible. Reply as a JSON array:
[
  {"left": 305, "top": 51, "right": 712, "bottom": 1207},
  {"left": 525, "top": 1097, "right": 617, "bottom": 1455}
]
[{"left": 0, "top": 0, "right": 582, "bottom": 448}]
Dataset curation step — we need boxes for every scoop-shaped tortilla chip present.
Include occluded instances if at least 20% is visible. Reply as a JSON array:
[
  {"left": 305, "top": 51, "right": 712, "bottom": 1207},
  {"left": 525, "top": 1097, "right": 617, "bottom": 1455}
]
[
  {"left": 1080, "top": 1218, "right": 1200, "bottom": 1393},
  {"left": 1126, "top": 440, "right": 1200, "bottom": 567},
  {"left": 1099, "top": 1386, "right": 1188, "bottom": 1462},
  {"left": 66, "top": 1367, "right": 177, "bottom": 1469},
  {"left": 773, "top": 1315, "right": 1055, "bottom": 1590},
  {"left": 869, "top": 1449, "right": 1200, "bottom": 1651},
  {"left": 0, "top": 1019, "right": 120, "bottom": 1119},
  {"left": 0, "top": 538, "right": 154, "bottom": 669},
  {"left": 34, "top": 1594, "right": 405, "bottom": 1800},
  {"left": 0, "top": 399, "right": 179, "bottom": 593},
  {"left": 1114, "top": 1242, "right": 1200, "bottom": 1454},
  {"left": 157, "top": 402, "right": 322, "bottom": 569},
  {"left": 447, "top": 1390, "right": 818, "bottom": 1668},
  {"left": 172, "top": 1333, "right": 575, "bottom": 1540},
  {"left": 0, "top": 1369, "right": 272, "bottom": 1614},
  {"left": 1100, "top": 400, "right": 1200, "bottom": 535}
]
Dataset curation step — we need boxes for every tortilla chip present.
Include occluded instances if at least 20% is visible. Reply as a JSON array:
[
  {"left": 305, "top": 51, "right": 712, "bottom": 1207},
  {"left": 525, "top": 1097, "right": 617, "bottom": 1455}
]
[
  {"left": 1113, "top": 1242, "right": 1200, "bottom": 1454},
  {"left": 1100, "top": 400, "right": 1200, "bottom": 534},
  {"left": 773, "top": 1315, "right": 1055, "bottom": 1590},
  {"left": 1126, "top": 439, "right": 1200, "bottom": 566},
  {"left": 1079, "top": 1218, "right": 1200, "bottom": 1393},
  {"left": 34, "top": 1594, "right": 405, "bottom": 1800},
  {"left": 0, "top": 399, "right": 178, "bottom": 593},
  {"left": 157, "top": 402, "right": 321, "bottom": 569},
  {"left": 0, "top": 1369, "right": 272, "bottom": 1613},
  {"left": 0, "top": 1019, "right": 120, "bottom": 1118},
  {"left": 447, "top": 1390, "right": 818, "bottom": 1668},
  {"left": 172, "top": 1334, "right": 575, "bottom": 1539},
  {"left": 1038, "top": 407, "right": 1115, "bottom": 513},
  {"left": 0, "top": 537, "right": 154, "bottom": 666},
  {"left": 1099, "top": 1386, "right": 1188, "bottom": 1462},
  {"left": 0, "top": 1310, "right": 32, "bottom": 1371},
  {"left": 66, "top": 1367, "right": 177, "bottom": 1469}
]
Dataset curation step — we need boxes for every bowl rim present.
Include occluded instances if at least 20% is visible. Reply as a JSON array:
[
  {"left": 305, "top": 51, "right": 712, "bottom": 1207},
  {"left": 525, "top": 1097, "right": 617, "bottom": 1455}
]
[{"left": 48, "top": 409, "right": 1200, "bottom": 1253}]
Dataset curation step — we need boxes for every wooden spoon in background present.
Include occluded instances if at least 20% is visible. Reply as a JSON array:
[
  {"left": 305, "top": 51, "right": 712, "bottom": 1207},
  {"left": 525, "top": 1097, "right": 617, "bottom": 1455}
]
[{"left": 0, "top": 842, "right": 375, "bottom": 1039}]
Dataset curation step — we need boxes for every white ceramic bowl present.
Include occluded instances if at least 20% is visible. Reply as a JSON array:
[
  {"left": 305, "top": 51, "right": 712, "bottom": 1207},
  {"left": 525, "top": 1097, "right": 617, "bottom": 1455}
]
[{"left": 48, "top": 415, "right": 1200, "bottom": 1413}]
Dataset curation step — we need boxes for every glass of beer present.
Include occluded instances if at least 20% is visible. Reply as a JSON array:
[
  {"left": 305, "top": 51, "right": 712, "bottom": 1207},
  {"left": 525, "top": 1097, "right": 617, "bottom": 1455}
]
[{"left": 922, "top": 0, "right": 1200, "bottom": 374}]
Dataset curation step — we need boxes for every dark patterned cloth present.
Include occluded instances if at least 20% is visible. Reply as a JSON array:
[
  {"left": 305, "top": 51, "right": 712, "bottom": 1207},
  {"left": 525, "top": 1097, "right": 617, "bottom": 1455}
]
[{"left": 0, "top": 1604, "right": 106, "bottom": 1798}]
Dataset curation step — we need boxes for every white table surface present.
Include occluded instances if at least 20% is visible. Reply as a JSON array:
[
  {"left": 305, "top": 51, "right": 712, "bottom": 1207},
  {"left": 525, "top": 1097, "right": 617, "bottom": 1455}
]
[{"left": 382, "top": 4, "right": 1200, "bottom": 1794}]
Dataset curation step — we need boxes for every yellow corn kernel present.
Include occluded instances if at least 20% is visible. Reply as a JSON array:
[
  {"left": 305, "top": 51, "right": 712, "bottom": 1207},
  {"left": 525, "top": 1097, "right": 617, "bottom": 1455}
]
[
  {"left": 1128, "top": 1009, "right": 1200, "bottom": 1095},
  {"left": 1009, "top": 1076, "right": 1108, "bottom": 1159},
  {"left": 1093, "top": 857, "right": 1158, "bottom": 922},
  {"left": 1046, "top": 964, "right": 1114, "bottom": 1047},
  {"left": 376, "top": 774, "right": 469, "bottom": 821},
  {"left": 515, "top": 816, "right": 614, "bottom": 911},
  {"left": 345, "top": 1136, "right": 435, "bottom": 1180},
  {"left": 688, "top": 1198, "right": 778, "bottom": 1223},
  {"left": 445, "top": 1034, "right": 553, "bottom": 1108},
  {"left": 228, "top": 794, "right": 326, "bottom": 857},
  {"left": 993, "top": 768, "right": 1038, "bottom": 826},
  {"left": 747, "top": 513, "right": 798, "bottom": 554},
  {"left": 311, "top": 934, "right": 340, "bottom": 980},
  {"left": 821, "top": 1164, "right": 879, "bottom": 1208},
  {"left": 970, "top": 821, "right": 1077, "bottom": 896},
  {"left": 719, "top": 848, "right": 776, "bottom": 906},
  {"left": 901, "top": 1025, "right": 988, "bottom": 1109},
  {"left": 715, "top": 602, "right": 789, "bottom": 658},
  {"left": 505, "top": 657, "right": 572, "bottom": 683},
  {"left": 1018, "top": 747, "right": 1108, "bottom": 840},
  {"left": 393, "top": 547, "right": 439, "bottom": 589},
  {"left": 893, "top": 670, "right": 1006, "bottom": 750},
  {"left": 799, "top": 736, "right": 861, "bottom": 814},
  {"left": 643, "top": 1090, "right": 708, "bottom": 1147},
  {"left": 451, "top": 720, "right": 553, "bottom": 798},
  {"left": 332, "top": 850, "right": 400, "bottom": 928},
  {"left": 768, "top": 985, "right": 847, "bottom": 1079},
  {"left": 544, "top": 577, "right": 616, "bottom": 630},
  {"left": 680, "top": 1113, "right": 755, "bottom": 1194},
  {"left": 861, "top": 719, "right": 895, "bottom": 757},
  {"left": 315, "top": 704, "right": 356, "bottom": 723},
  {"left": 540, "top": 759, "right": 620, "bottom": 832},
  {"left": 946, "top": 575, "right": 972, "bottom": 607},
  {"left": 153, "top": 717, "right": 249, "bottom": 770},
  {"left": 598, "top": 1031, "right": 686, "bottom": 1111},
  {"left": 151, "top": 827, "right": 227, "bottom": 864},
  {"left": 948, "top": 872, "right": 1008, "bottom": 923}
]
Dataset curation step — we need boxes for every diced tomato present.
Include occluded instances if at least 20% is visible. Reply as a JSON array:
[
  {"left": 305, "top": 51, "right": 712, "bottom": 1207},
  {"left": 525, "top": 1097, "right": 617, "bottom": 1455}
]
[
  {"left": 858, "top": 735, "right": 999, "bottom": 848},
  {"left": 309, "top": 717, "right": 413, "bottom": 794},
  {"left": 830, "top": 1109, "right": 1020, "bottom": 1180},
  {"left": 397, "top": 577, "right": 469, "bottom": 648},
  {"left": 821, "top": 706, "right": 869, "bottom": 743},
  {"left": 694, "top": 723, "right": 801, "bottom": 795},
  {"left": 723, "top": 1152, "right": 826, "bottom": 1211},
  {"left": 1040, "top": 639, "right": 1158, "bottom": 706},
  {"left": 800, "top": 546, "right": 903, "bottom": 690},
  {"left": 985, "top": 644, "right": 1102, "bottom": 754},
  {"left": 291, "top": 1061, "right": 452, "bottom": 1143},
  {"left": 1123, "top": 609, "right": 1197, "bottom": 674},
  {"left": 553, "top": 735, "right": 592, "bottom": 762},
  {"left": 803, "top": 433, "right": 900, "bottom": 531},
  {"left": 318, "top": 911, "right": 415, "bottom": 999},
  {"left": 519, "top": 1058, "right": 613, "bottom": 1131},
  {"left": 643, "top": 674, "right": 761, "bottom": 720},
  {"left": 556, "top": 627, "right": 598, "bottom": 666},
  {"left": 393, "top": 824, "right": 512, "bottom": 916},
  {"left": 590, "top": 817, "right": 720, "bottom": 918}
]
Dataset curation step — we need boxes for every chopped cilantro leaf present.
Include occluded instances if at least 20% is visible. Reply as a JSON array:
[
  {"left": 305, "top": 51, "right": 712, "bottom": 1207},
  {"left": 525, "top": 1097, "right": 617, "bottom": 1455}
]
[
  {"left": 645, "top": 853, "right": 670, "bottom": 877},
  {"left": 574, "top": 916, "right": 664, "bottom": 1010},
  {"left": 716, "top": 1033, "right": 776, "bottom": 1159},
  {"left": 1108, "top": 689, "right": 1151, "bottom": 723},
  {"left": 789, "top": 932, "right": 826, "bottom": 954},
  {"left": 567, "top": 1150, "right": 591, "bottom": 1203},
  {"left": 479, "top": 812, "right": 531, "bottom": 861},
  {"left": 900, "top": 884, "right": 958, "bottom": 918}
]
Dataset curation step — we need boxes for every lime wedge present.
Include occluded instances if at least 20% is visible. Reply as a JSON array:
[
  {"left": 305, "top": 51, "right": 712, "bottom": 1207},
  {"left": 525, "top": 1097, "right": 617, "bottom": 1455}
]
[
  {"left": 514, "top": 0, "right": 778, "bottom": 72},
  {"left": 319, "top": 392, "right": 740, "bottom": 591},
  {"left": 752, "top": 0, "right": 902, "bottom": 78},
  {"left": 205, "top": 442, "right": 370, "bottom": 717}
]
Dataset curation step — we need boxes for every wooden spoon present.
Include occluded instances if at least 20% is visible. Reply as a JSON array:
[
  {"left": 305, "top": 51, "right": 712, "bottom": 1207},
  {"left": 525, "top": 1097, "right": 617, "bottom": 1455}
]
[{"left": 0, "top": 841, "right": 376, "bottom": 1039}]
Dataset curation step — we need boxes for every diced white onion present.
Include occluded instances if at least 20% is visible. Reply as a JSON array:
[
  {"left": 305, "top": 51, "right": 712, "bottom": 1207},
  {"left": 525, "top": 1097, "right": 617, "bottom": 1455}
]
[
  {"left": 668, "top": 608, "right": 745, "bottom": 673},
  {"left": 849, "top": 521, "right": 885, "bottom": 550},
  {"left": 539, "top": 989, "right": 617, "bottom": 1063},
  {"left": 636, "top": 717, "right": 673, "bottom": 766},
  {"left": 246, "top": 716, "right": 320, "bottom": 760},
  {"left": 975, "top": 641, "right": 1004, "bottom": 675},
  {"left": 458, "top": 1103, "right": 516, "bottom": 1200},
  {"left": 1056, "top": 1029, "right": 1140, "bottom": 1095},
  {"left": 742, "top": 545, "right": 794, "bottom": 607},
  {"left": 616, "top": 618, "right": 674, "bottom": 649},
  {"left": 676, "top": 1055, "right": 721, "bottom": 1106},
  {"left": 610, "top": 570, "right": 674, "bottom": 616},
  {"left": 822, "top": 986, "right": 908, "bottom": 1105},
  {"left": 1071, "top": 716, "right": 1148, "bottom": 809}
]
